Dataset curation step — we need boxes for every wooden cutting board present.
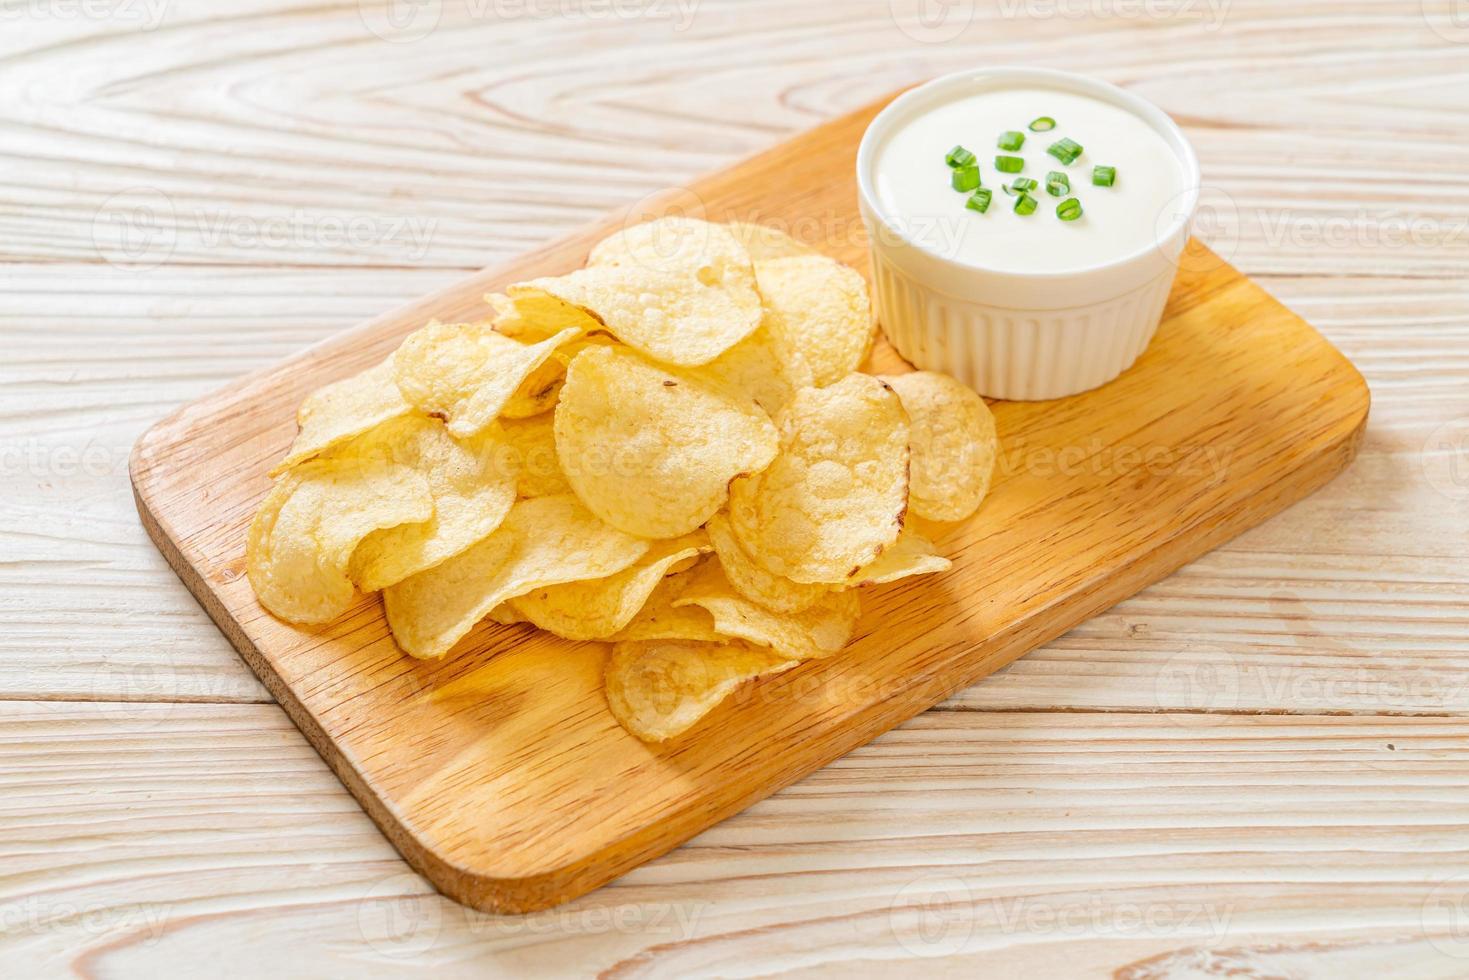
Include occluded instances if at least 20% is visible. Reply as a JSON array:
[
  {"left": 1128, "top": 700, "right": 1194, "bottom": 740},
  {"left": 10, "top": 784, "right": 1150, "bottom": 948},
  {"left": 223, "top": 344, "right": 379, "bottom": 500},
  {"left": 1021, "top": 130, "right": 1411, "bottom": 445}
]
[{"left": 130, "top": 92, "right": 1370, "bottom": 915}]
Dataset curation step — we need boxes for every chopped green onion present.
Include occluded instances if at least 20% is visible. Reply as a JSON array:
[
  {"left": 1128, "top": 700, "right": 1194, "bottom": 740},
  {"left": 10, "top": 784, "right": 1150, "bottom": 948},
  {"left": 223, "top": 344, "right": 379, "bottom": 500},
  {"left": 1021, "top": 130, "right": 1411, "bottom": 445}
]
[
  {"left": 1092, "top": 165, "right": 1117, "bottom": 187},
  {"left": 1046, "top": 171, "right": 1070, "bottom": 197},
  {"left": 966, "top": 188, "right": 993, "bottom": 213},
  {"left": 1014, "top": 192, "right": 1038, "bottom": 216},
  {"left": 997, "top": 130, "right": 1026, "bottom": 151},
  {"left": 995, "top": 155, "right": 1025, "bottom": 174},
  {"left": 1057, "top": 198, "right": 1083, "bottom": 221},
  {"left": 951, "top": 165, "right": 981, "bottom": 192},
  {"left": 945, "top": 145, "right": 977, "bottom": 169},
  {"left": 1004, "top": 177, "right": 1038, "bottom": 195},
  {"left": 1047, "top": 138, "right": 1083, "bottom": 165},
  {"left": 1029, "top": 116, "right": 1056, "bottom": 132}
]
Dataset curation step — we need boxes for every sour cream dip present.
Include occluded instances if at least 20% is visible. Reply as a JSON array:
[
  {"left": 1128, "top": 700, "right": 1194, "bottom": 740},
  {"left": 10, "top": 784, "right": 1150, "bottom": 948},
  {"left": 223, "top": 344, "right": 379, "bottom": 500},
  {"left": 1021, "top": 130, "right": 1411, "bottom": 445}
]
[
  {"left": 871, "top": 88, "right": 1188, "bottom": 274},
  {"left": 856, "top": 68, "right": 1200, "bottom": 401}
]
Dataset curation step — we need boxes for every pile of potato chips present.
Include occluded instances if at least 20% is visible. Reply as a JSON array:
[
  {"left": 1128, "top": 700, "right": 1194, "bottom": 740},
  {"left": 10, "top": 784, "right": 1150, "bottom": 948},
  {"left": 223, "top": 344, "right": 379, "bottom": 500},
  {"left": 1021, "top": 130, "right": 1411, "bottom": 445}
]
[{"left": 248, "top": 217, "right": 999, "bottom": 742}]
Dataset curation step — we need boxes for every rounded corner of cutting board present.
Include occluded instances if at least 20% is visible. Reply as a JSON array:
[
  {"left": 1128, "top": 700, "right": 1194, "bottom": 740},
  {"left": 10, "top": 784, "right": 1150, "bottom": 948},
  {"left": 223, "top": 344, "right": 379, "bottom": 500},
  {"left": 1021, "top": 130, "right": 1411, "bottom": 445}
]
[{"left": 390, "top": 821, "right": 643, "bottom": 916}]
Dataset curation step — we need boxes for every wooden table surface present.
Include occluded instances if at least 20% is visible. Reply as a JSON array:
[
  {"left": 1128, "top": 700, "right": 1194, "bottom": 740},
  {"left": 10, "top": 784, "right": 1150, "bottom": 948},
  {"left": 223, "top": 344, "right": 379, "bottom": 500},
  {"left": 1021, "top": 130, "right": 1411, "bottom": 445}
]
[{"left": 3, "top": 1, "right": 1467, "bottom": 976}]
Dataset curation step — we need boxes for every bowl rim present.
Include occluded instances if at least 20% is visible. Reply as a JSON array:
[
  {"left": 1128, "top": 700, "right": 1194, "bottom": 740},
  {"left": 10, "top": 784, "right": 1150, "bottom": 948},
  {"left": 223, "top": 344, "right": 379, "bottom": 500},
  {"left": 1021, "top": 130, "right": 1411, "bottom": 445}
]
[{"left": 856, "top": 66, "right": 1202, "bottom": 281}]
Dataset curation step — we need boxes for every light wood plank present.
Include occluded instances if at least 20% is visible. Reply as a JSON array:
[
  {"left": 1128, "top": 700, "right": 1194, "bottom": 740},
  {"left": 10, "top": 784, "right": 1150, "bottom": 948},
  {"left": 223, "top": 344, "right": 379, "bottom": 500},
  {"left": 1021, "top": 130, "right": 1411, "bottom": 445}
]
[{"left": 3, "top": 703, "right": 1468, "bottom": 977}]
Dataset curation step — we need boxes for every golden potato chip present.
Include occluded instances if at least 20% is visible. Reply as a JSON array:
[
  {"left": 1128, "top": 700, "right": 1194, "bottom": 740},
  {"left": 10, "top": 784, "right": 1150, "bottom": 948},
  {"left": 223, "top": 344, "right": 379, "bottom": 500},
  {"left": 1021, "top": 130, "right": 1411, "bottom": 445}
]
[
  {"left": 554, "top": 345, "right": 778, "bottom": 538},
  {"left": 518, "top": 218, "right": 762, "bottom": 366},
  {"left": 488, "top": 289, "right": 604, "bottom": 343},
  {"left": 755, "top": 255, "right": 874, "bottom": 387},
  {"left": 500, "top": 415, "right": 570, "bottom": 498},
  {"left": 882, "top": 371, "right": 998, "bottom": 522},
  {"left": 610, "top": 566, "right": 727, "bottom": 643},
  {"left": 384, "top": 494, "right": 649, "bottom": 659},
  {"left": 728, "top": 373, "right": 910, "bottom": 584},
  {"left": 499, "top": 332, "right": 622, "bottom": 420},
  {"left": 726, "top": 222, "right": 817, "bottom": 262},
  {"left": 247, "top": 456, "right": 433, "bottom": 625},
  {"left": 514, "top": 265, "right": 760, "bottom": 368},
  {"left": 588, "top": 216, "right": 746, "bottom": 273},
  {"left": 498, "top": 359, "right": 565, "bottom": 420},
  {"left": 605, "top": 640, "right": 797, "bottom": 743},
  {"left": 488, "top": 603, "right": 528, "bottom": 626},
  {"left": 346, "top": 417, "right": 518, "bottom": 592},
  {"left": 510, "top": 533, "right": 709, "bottom": 641},
  {"left": 271, "top": 356, "right": 410, "bottom": 476},
  {"left": 846, "top": 527, "right": 951, "bottom": 587},
  {"left": 694, "top": 323, "right": 814, "bottom": 418},
  {"left": 673, "top": 560, "right": 859, "bottom": 660},
  {"left": 393, "top": 320, "right": 580, "bottom": 437},
  {"left": 705, "top": 512, "right": 828, "bottom": 614}
]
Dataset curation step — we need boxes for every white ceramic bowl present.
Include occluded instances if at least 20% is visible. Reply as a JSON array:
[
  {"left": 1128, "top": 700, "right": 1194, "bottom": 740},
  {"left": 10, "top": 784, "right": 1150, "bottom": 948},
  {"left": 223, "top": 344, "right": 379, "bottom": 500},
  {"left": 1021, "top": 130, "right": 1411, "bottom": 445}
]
[{"left": 857, "top": 68, "right": 1200, "bottom": 401}]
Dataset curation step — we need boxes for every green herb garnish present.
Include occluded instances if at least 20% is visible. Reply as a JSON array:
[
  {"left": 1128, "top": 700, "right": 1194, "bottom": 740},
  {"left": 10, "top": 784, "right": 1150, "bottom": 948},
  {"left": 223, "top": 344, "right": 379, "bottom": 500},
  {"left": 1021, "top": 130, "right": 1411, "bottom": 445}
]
[
  {"left": 1014, "top": 192, "right": 1038, "bottom": 216},
  {"left": 1047, "top": 138, "right": 1083, "bottom": 165},
  {"left": 995, "top": 155, "right": 1025, "bottom": 174},
  {"left": 1004, "top": 177, "right": 1038, "bottom": 195},
  {"left": 1057, "top": 198, "right": 1083, "bottom": 221},
  {"left": 998, "top": 130, "right": 1026, "bottom": 151},
  {"left": 951, "top": 165, "right": 982, "bottom": 192},
  {"left": 1092, "top": 165, "right": 1117, "bottom": 187},
  {"left": 1029, "top": 116, "right": 1056, "bottom": 132},
  {"left": 966, "top": 188, "right": 993, "bottom": 213},
  {"left": 945, "top": 145, "right": 977, "bottom": 169},
  {"left": 1046, "top": 171, "right": 1070, "bottom": 197}
]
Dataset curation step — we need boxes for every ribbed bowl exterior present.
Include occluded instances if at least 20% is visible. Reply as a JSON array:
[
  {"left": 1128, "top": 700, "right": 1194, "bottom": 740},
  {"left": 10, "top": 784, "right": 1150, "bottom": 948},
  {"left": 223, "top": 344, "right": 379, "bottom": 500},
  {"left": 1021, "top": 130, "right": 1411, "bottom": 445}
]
[{"left": 872, "top": 251, "right": 1174, "bottom": 400}]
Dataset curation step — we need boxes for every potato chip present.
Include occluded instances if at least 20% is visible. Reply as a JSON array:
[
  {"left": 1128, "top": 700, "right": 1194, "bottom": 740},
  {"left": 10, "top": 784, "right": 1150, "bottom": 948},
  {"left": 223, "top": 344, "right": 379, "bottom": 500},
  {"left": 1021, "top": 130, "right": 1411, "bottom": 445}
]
[
  {"left": 605, "top": 640, "right": 797, "bottom": 743},
  {"left": 488, "top": 603, "right": 528, "bottom": 626},
  {"left": 755, "top": 255, "right": 874, "bottom": 387},
  {"left": 693, "top": 323, "right": 813, "bottom": 418},
  {"left": 610, "top": 566, "right": 727, "bottom": 643},
  {"left": 726, "top": 222, "right": 817, "bottom": 262},
  {"left": 271, "top": 356, "right": 411, "bottom": 476},
  {"left": 510, "top": 533, "right": 708, "bottom": 641},
  {"left": 500, "top": 415, "right": 570, "bottom": 498},
  {"left": 499, "top": 331, "right": 623, "bottom": 420},
  {"left": 672, "top": 560, "right": 860, "bottom": 660},
  {"left": 705, "top": 512, "right": 828, "bottom": 614},
  {"left": 488, "top": 289, "right": 605, "bottom": 343},
  {"left": 728, "top": 373, "right": 910, "bottom": 584},
  {"left": 554, "top": 345, "right": 778, "bottom": 538},
  {"left": 346, "top": 417, "right": 519, "bottom": 591},
  {"left": 393, "top": 320, "right": 580, "bottom": 437},
  {"left": 846, "top": 527, "right": 951, "bottom": 587},
  {"left": 517, "top": 218, "right": 762, "bottom": 366},
  {"left": 588, "top": 216, "right": 748, "bottom": 275},
  {"left": 384, "top": 494, "right": 649, "bottom": 659},
  {"left": 247, "top": 456, "right": 433, "bottom": 625},
  {"left": 882, "top": 371, "right": 998, "bottom": 522}
]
